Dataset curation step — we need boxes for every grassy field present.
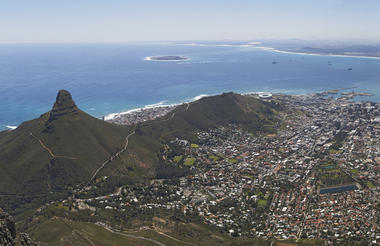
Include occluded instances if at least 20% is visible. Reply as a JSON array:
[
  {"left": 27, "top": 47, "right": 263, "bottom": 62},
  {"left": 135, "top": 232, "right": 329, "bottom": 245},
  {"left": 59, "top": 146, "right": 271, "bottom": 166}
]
[
  {"left": 317, "top": 163, "right": 354, "bottom": 188},
  {"left": 328, "top": 149, "right": 343, "bottom": 154},
  {"left": 30, "top": 218, "right": 158, "bottom": 246},
  {"left": 350, "top": 169, "right": 359, "bottom": 175},
  {"left": 208, "top": 154, "right": 220, "bottom": 161},
  {"left": 173, "top": 155, "right": 183, "bottom": 163},
  {"left": 184, "top": 157, "right": 196, "bottom": 166},
  {"left": 29, "top": 217, "right": 271, "bottom": 246},
  {"left": 366, "top": 181, "right": 375, "bottom": 189},
  {"left": 258, "top": 199, "right": 267, "bottom": 207},
  {"left": 274, "top": 239, "right": 324, "bottom": 246}
]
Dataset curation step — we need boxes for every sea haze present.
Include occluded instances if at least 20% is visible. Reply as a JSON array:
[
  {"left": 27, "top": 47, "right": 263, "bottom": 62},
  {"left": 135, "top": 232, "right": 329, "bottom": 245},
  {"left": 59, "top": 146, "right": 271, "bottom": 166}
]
[{"left": 1, "top": 43, "right": 380, "bottom": 130}]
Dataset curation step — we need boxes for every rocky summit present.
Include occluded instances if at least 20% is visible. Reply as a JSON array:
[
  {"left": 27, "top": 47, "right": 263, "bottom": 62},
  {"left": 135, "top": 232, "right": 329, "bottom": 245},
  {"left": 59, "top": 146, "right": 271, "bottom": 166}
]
[{"left": 49, "top": 89, "right": 78, "bottom": 121}]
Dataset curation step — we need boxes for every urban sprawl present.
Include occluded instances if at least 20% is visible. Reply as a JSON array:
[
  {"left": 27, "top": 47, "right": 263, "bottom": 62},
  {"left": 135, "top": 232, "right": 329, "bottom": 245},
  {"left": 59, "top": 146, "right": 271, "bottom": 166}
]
[{"left": 65, "top": 92, "right": 378, "bottom": 244}]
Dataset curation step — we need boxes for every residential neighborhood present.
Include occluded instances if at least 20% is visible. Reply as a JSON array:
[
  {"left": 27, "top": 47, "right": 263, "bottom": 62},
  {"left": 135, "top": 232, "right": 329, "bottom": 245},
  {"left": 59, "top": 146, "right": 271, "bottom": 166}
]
[{"left": 63, "top": 93, "right": 379, "bottom": 244}]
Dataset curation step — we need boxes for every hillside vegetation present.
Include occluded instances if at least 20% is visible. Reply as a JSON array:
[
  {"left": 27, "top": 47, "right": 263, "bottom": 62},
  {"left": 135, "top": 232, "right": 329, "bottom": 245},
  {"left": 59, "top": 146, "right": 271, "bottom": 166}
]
[
  {"left": 101, "top": 92, "right": 281, "bottom": 190},
  {"left": 0, "top": 91, "right": 281, "bottom": 215},
  {"left": 29, "top": 216, "right": 270, "bottom": 246},
  {"left": 0, "top": 91, "right": 133, "bottom": 213}
]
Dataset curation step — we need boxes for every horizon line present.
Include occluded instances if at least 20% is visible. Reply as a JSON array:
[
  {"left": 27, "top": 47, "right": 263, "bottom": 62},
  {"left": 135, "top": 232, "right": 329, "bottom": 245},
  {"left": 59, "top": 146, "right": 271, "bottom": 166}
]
[{"left": 1, "top": 38, "right": 380, "bottom": 45}]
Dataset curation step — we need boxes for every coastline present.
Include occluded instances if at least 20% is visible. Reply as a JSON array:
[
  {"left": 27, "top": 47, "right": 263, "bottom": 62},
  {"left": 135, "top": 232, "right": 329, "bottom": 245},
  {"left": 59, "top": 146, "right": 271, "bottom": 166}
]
[
  {"left": 2, "top": 43, "right": 380, "bottom": 131},
  {"left": 0, "top": 125, "right": 18, "bottom": 132},
  {"left": 254, "top": 46, "right": 380, "bottom": 60},
  {"left": 104, "top": 101, "right": 177, "bottom": 121},
  {"left": 5, "top": 125, "right": 17, "bottom": 130},
  {"left": 104, "top": 94, "right": 209, "bottom": 121},
  {"left": 2, "top": 89, "right": 376, "bottom": 131},
  {"left": 103, "top": 87, "right": 376, "bottom": 123},
  {"left": 179, "top": 42, "right": 380, "bottom": 60}
]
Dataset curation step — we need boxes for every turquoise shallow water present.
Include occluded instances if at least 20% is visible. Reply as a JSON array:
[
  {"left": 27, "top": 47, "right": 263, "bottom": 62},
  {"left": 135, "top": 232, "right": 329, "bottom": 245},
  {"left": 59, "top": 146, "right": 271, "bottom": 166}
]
[{"left": 0, "top": 43, "right": 380, "bottom": 130}]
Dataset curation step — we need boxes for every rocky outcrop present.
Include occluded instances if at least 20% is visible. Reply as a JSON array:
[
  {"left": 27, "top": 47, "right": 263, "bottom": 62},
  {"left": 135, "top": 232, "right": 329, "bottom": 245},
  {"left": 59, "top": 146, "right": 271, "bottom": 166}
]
[
  {"left": 0, "top": 209, "right": 37, "bottom": 246},
  {"left": 0, "top": 208, "right": 16, "bottom": 246},
  {"left": 49, "top": 89, "right": 78, "bottom": 121},
  {"left": 16, "top": 233, "right": 37, "bottom": 246}
]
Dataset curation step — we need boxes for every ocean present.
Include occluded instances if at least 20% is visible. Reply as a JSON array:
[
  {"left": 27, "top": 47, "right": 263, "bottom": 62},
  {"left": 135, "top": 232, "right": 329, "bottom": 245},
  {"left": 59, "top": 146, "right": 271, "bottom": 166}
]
[{"left": 1, "top": 42, "right": 380, "bottom": 131}]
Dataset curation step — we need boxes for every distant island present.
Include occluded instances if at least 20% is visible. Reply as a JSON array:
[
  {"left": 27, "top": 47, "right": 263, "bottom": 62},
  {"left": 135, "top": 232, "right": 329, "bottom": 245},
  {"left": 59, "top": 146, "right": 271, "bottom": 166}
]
[{"left": 146, "top": 55, "right": 188, "bottom": 61}]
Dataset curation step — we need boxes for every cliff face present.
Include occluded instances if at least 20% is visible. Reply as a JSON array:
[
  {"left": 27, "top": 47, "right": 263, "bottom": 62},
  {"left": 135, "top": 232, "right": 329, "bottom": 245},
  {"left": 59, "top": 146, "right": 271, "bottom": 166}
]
[{"left": 0, "top": 209, "right": 37, "bottom": 246}]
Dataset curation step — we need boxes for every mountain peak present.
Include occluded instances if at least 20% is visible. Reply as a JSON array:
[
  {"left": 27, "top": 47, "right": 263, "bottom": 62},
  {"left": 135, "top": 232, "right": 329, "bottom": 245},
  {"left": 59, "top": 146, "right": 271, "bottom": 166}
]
[{"left": 49, "top": 90, "right": 78, "bottom": 120}]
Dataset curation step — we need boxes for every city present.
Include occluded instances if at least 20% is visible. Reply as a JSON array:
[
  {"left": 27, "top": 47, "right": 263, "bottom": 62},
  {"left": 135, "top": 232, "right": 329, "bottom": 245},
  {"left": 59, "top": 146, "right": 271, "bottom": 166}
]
[{"left": 62, "top": 93, "right": 379, "bottom": 245}]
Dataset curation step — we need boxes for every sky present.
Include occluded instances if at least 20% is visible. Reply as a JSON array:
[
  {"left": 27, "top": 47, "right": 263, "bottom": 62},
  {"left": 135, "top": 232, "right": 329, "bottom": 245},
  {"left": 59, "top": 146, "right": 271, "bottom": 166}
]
[{"left": 1, "top": 0, "right": 380, "bottom": 43}]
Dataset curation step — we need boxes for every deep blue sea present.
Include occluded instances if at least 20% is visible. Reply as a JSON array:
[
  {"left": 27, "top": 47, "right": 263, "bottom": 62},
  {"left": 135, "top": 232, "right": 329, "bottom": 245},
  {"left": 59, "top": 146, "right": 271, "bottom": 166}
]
[{"left": 1, "top": 43, "right": 380, "bottom": 131}]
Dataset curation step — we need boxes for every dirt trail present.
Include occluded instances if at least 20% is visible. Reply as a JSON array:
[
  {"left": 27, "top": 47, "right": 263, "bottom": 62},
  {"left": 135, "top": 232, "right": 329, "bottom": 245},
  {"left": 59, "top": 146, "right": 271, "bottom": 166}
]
[{"left": 30, "top": 133, "right": 79, "bottom": 159}]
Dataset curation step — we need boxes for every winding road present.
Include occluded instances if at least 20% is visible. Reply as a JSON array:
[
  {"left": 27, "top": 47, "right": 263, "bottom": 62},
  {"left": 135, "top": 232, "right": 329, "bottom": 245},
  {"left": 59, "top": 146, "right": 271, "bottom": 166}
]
[
  {"left": 84, "top": 101, "right": 192, "bottom": 189},
  {"left": 81, "top": 130, "right": 135, "bottom": 191},
  {"left": 96, "top": 222, "right": 198, "bottom": 246},
  {"left": 96, "top": 222, "right": 166, "bottom": 246}
]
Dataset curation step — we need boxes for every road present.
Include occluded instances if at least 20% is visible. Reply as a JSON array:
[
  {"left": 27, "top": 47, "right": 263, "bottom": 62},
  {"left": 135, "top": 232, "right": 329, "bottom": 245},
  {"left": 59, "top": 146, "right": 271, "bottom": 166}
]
[
  {"left": 163, "top": 102, "right": 191, "bottom": 122},
  {"left": 152, "top": 226, "right": 197, "bottom": 246},
  {"left": 141, "top": 102, "right": 191, "bottom": 128},
  {"left": 96, "top": 222, "right": 198, "bottom": 246},
  {"left": 96, "top": 222, "right": 166, "bottom": 246},
  {"left": 81, "top": 130, "right": 135, "bottom": 191}
]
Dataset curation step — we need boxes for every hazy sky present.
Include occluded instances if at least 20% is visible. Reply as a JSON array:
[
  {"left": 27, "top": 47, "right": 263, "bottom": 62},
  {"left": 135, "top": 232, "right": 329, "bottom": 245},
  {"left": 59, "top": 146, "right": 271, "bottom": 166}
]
[{"left": 1, "top": 0, "right": 380, "bottom": 43}]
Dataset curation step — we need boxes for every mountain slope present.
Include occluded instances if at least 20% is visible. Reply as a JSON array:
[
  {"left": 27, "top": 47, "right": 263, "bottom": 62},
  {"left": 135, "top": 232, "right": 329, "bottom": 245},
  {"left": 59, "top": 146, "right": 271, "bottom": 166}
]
[
  {"left": 155, "top": 92, "right": 279, "bottom": 135},
  {"left": 105, "top": 92, "right": 281, "bottom": 180},
  {"left": 0, "top": 90, "right": 131, "bottom": 196},
  {"left": 0, "top": 91, "right": 281, "bottom": 215}
]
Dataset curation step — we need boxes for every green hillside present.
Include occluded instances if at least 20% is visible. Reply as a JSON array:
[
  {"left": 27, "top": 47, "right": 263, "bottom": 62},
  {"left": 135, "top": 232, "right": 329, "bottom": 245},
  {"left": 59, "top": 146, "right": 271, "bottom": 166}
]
[
  {"left": 0, "top": 91, "right": 281, "bottom": 215},
  {"left": 0, "top": 90, "right": 285, "bottom": 245},
  {"left": 119, "top": 92, "right": 280, "bottom": 178},
  {"left": 139, "top": 92, "right": 279, "bottom": 139},
  {"left": 28, "top": 217, "right": 270, "bottom": 246},
  {"left": 0, "top": 90, "right": 132, "bottom": 198}
]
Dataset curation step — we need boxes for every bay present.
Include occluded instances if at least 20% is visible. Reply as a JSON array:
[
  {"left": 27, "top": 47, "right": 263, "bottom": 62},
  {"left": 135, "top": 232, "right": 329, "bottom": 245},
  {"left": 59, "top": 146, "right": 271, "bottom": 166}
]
[{"left": 0, "top": 43, "right": 379, "bottom": 130}]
